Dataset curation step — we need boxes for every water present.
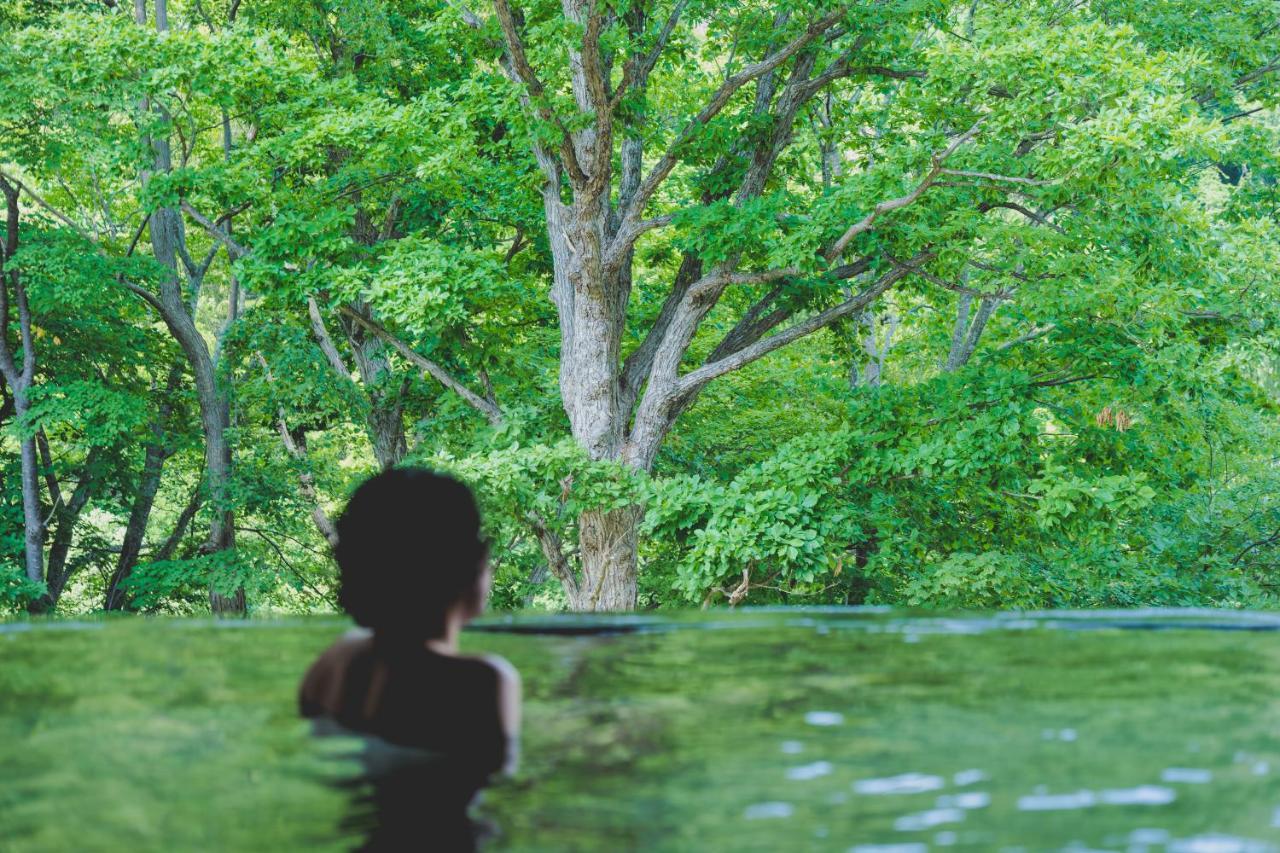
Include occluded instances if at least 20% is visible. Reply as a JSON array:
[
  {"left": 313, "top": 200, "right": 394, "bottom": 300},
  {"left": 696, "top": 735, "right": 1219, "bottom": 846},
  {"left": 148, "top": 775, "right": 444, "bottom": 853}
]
[{"left": 2, "top": 609, "right": 1280, "bottom": 851}]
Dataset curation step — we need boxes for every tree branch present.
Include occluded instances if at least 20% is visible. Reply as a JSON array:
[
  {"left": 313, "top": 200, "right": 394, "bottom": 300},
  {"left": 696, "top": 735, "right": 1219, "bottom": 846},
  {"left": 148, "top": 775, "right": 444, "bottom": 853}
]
[
  {"left": 620, "top": 7, "right": 848, "bottom": 224},
  {"left": 826, "top": 121, "right": 983, "bottom": 261},
  {"left": 180, "top": 200, "right": 249, "bottom": 259},
  {"left": 338, "top": 306, "right": 504, "bottom": 426},
  {"left": 673, "top": 251, "right": 930, "bottom": 400},
  {"left": 307, "top": 297, "right": 352, "bottom": 378}
]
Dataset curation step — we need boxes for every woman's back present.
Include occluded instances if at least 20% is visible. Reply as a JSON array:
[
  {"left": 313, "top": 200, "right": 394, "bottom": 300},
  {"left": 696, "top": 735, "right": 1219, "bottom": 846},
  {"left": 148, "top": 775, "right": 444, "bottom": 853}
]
[
  {"left": 300, "top": 633, "right": 515, "bottom": 851},
  {"left": 300, "top": 632, "right": 508, "bottom": 771}
]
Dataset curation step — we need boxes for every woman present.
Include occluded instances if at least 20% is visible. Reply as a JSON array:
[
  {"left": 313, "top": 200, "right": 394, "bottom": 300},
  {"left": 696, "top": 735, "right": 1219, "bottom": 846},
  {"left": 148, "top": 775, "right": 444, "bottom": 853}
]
[{"left": 300, "top": 467, "right": 520, "bottom": 850}]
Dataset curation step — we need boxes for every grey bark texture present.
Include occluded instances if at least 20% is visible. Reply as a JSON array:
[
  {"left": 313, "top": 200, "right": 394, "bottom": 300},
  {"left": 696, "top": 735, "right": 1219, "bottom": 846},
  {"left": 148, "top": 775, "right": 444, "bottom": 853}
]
[
  {"left": 489, "top": 2, "right": 953, "bottom": 610},
  {"left": 0, "top": 176, "right": 45, "bottom": 600}
]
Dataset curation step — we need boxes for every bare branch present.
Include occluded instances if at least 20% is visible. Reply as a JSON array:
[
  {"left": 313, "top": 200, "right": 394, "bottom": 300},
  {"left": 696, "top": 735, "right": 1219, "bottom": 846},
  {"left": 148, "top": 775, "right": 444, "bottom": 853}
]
[
  {"left": 527, "top": 511, "right": 579, "bottom": 600},
  {"left": 996, "top": 323, "right": 1056, "bottom": 351},
  {"left": 622, "top": 7, "right": 848, "bottom": 223},
  {"left": 938, "top": 168, "right": 1055, "bottom": 186},
  {"left": 826, "top": 121, "right": 984, "bottom": 261},
  {"left": 981, "top": 200, "right": 1066, "bottom": 233},
  {"left": 180, "top": 200, "right": 249, "bottom": 259},
  {"left": 0, "top": 170, "right": 98, "bottom": 245},
  {"left": 338, "top": 306, "right": 504, "bottom": 426},
  {"left": 307, "top": 296, "right": 352, "bottom": 377},
  {"left": 673, "top": 251, "right": 930, "bottom": 399}
]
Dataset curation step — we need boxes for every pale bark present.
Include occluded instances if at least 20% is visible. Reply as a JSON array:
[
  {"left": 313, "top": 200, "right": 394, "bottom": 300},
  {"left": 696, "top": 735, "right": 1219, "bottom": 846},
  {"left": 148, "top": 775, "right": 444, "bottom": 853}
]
[
  {"left": 0, "top": 177, "right": 44, "bottom": 599},
  {"left": 132, "top": 0, "right": 243, "bottom": 614},
  {"left": 485, "top": 3, "right": 977, "bottom": 609}
]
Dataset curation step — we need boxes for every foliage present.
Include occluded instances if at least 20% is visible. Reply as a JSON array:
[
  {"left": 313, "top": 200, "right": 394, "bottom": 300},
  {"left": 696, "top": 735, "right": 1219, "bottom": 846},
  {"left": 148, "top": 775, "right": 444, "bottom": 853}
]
[{"left": 2, "top": 0, "right": 1280, "bottom": 615}]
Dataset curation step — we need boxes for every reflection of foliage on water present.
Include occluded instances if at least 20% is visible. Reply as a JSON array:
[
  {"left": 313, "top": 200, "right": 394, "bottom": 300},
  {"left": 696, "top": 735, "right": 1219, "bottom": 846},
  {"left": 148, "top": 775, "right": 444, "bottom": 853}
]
[{"left": 3, "top": 616, "right": 1280, "bottom": 850}]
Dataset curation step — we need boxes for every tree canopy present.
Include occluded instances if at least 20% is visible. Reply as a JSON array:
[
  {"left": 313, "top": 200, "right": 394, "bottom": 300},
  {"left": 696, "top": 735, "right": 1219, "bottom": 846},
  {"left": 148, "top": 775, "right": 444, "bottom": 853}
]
[{"left": 3, "top": 0, "right": 1280, "bottom": 614}]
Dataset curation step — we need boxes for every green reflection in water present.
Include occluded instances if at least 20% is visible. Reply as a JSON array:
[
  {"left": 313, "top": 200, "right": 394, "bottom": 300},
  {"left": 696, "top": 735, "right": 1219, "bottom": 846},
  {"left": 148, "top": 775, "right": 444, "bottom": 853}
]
[{"left": 2, "top": 612, "right": 1280, "bottom": 852}]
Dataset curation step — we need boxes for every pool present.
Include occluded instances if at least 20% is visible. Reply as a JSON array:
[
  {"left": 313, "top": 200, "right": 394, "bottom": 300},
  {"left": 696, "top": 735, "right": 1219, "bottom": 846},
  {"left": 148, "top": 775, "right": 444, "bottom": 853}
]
[{"left": 2, "top": 609, "right": 1279, "bottom": 851}]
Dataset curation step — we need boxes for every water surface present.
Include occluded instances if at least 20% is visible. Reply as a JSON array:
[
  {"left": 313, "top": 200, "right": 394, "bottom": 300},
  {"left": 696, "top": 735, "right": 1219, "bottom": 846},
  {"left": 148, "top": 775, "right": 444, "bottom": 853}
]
[{"left": 2, "top": 609, "right": 1279, "bottom": 851}]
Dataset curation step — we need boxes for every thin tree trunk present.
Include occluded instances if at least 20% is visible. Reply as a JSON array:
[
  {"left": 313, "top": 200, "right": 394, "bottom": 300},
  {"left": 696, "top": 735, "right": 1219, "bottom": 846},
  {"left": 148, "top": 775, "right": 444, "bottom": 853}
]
[
  {"left": 134, "top": 0, "right": 242, "bottom": 614},
  {"left": 0, "top": 178, "right": 43, "bottom": 601},
  {"left": 104, "top": 439, "right": 167, "bottom": 610},
  {"left": 43, "top": 452, "right": 101, "bottom": 606},
  {"left": 104, "top": 364, "right": 182, "bottom": 610},
  {"left": 340, "top": 305, "right": 408, "bottom": 469},
  {"left": 155, "top": 482, "right": 204, "bottom": 563}
]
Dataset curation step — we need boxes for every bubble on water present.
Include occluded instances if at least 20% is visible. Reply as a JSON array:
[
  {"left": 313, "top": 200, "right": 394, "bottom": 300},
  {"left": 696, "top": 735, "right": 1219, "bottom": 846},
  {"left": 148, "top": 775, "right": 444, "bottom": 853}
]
[
  {"left": 937, "top": 791, "right": 991, "bottom": 810},
  {"left": 953, "top": 768, "right": 987, "bottom": 786},
  {"left": 1166, "top": 834, "right": 1276, "bottom": 853},
  {"left": 848, "top": 845, "right": 928, "bottom": 853},
  {"left": 743, "top": 801, "right": 793, "bottom": 820},
  {"left": 1162, "top": 768, "right": 1212, "bottom": 784},
  {"left": 805, "top": 711, "right": 845, "bottom": 726},
  {"left": 816, "top": 624, "right": 830, "bottom": 635},
  {"left": 1272, "top": 807, "right": 1280, "bottom": 829},
  {"left": 903, "top": 633, "right": 921, "bottom": 644},
  {"left": 1099, "top": 785, "right": 1176, "bottom": 806},
  {"left": 935, "top": 831, "right": 958, "bottom": 846},
  {"left": 1253, "top": 761, "right": 1270, "bottom": 776},
  {"left": 854, "top": 773, "right": 946, "bottom": 795},
  {"left": 1059, "top": 728, "right": 1078, "bottom": 742},
  {"left": 780, "top": 740, "right": 804, "bottom": 754},
  {"left": 894, "top": 807, "right": 964, "bottom": 831},
  {"left": 1017, "top": 790, "right": 1096, "bottom": 811},
  {"left": 787, "top": 761, "right": 834, "bottom": 781}
]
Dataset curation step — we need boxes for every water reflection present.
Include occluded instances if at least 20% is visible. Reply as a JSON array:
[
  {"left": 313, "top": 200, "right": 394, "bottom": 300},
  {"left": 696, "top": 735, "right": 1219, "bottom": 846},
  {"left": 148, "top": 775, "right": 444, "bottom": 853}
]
[
  {"left": 315, "top": 718, "right": 496, "bottom": 851},
  {"left": 854, "top": 772, "right": 947, "bottom": 795}
]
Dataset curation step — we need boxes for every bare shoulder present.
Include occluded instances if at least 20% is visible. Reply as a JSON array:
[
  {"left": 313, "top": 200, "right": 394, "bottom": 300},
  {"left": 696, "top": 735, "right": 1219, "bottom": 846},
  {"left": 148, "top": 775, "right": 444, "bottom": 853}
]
[
  {"left": 476, "top": 653, "right": 520, "bottom": 689},
  {"left": 299, "top": 628, "right": 373, "bottom": 711},
  {"left": 311, "top": 628, "right": 373, "bottom": 669}
]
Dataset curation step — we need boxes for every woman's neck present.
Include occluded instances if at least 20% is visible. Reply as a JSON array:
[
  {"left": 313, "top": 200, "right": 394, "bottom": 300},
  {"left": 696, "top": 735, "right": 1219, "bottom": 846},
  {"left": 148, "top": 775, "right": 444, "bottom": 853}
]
[{"left": 425, "top": 608, "right": 465, "bottom": 655}]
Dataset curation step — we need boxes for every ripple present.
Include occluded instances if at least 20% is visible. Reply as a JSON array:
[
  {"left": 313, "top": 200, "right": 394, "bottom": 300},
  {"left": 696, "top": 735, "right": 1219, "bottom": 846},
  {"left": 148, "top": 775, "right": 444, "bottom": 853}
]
[
  {"left": 743, "top": 801, "right": 794, "bottom": 820},
  {"left": 1017, "top": 790, "right": 1096, "bottom": 811},
  {"left": 786, "top": 761, "right": 833, "bottom": 781},
  {"left": 894, "top": 807, "right": 965, "bottom": 831},
  {"left": 937, "top": 791, "right": 990, "bottom": 810},
  {"left": 953, "top": 768, "right": 988, "bottom": 786},
  {"left": 855, "top": 773, "right": 946, "bottom": 795}
]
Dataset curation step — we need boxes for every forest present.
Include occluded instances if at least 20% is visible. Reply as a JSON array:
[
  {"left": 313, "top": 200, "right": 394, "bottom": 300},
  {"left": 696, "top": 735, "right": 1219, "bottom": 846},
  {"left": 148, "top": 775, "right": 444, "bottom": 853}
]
[{"left": 2, "top": 0, "right": 1280, "bottom": 616}]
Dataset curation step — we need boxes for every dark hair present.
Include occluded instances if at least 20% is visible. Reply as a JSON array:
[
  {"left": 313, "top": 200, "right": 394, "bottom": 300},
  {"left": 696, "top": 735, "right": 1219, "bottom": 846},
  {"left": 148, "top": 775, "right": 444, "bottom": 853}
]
[{"left": 334, "top": 467, "right": 487, "bottom": 637}]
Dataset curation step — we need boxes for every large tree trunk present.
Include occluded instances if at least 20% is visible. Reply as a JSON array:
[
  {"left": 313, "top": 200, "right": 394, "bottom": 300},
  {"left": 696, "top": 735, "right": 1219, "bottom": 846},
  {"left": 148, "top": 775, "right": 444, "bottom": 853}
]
[
  {"left": 546, "top": 193, "right": 644, "bottom": 611},
  {"left": 571, "top": 505, "right": 641, "bottom": 611}
]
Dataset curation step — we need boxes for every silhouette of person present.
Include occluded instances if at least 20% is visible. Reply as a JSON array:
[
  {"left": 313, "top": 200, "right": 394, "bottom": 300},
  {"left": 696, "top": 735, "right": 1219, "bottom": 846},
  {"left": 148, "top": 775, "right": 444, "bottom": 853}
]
[{"left": 299, "top": 468, "right": 520, "bottom": 851}]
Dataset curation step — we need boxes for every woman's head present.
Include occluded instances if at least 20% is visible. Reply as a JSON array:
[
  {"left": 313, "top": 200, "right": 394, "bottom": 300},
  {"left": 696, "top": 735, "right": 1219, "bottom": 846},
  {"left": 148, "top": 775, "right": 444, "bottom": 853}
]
[{"left": 334, "top": 467, "right": 489, "bottom": 637}]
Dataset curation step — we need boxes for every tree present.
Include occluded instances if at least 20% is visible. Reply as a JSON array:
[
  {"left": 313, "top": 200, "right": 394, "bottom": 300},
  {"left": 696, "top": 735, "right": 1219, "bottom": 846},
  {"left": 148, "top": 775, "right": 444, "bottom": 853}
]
[{"left": 442, "top": 0, "right": 1279, "bottom": 608}]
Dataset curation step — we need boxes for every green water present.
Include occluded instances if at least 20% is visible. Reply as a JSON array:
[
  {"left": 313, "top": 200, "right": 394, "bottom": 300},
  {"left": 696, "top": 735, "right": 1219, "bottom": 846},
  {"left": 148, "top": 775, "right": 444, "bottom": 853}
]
[{"left": 3, "top": 610, "right": 1280, "bottom": 852}]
